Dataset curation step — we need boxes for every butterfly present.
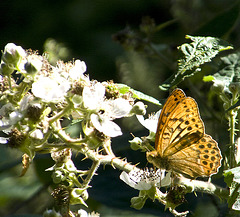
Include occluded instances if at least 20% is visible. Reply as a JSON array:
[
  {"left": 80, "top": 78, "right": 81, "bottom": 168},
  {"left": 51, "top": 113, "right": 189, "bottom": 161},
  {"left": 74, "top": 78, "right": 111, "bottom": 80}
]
[{"left": 146, "top": 88, "right": 222, "bottom": 178}]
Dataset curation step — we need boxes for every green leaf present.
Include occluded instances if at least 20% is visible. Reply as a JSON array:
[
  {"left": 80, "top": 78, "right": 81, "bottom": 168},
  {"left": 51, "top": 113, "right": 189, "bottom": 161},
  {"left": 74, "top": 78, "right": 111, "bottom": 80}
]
[
  {"left": 224, "top": 168, "right": 240, "bottom": 210},
  {"left": 208, "top": 51, "right": 240, "bottom": 99},
  {"left": 229, "top": 182, "right": 240, "bottom": 210},
  {"left": 203, "top": 75, "right": 215, "bottom": 82},
  {"left": 224, "top": 170, "right": 234, "bottom": 187},
  {"left": 159, "top": 35, "right": 233, "bottom": 91},
  {"left": 224, "top": 167, "right": 240, "bottom": 184},
  {"left": 130, "top": 196, "right": 147, "bottom": 210},
  {"left": 116, "top": 83, "right": 162, "bottom": 106}
]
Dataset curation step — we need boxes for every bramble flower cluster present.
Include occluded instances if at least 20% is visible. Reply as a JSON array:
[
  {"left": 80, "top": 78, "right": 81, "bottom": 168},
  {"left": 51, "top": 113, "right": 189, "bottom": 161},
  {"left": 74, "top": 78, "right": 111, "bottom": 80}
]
[
  {"left": 0, "top": 43, "right": 146, "bottom": 151},
  {"left": 0, "top": 43, "right": 148, "bottom": 216}
]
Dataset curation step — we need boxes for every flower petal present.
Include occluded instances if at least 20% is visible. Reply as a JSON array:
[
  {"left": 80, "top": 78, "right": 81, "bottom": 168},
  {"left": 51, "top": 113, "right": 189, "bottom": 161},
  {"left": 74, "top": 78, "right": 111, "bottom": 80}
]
[
  {"left": 91, "top": 114, "right": 122, "bottom": 137},
  {"left": 108, "top": 98, "right": 132, "bottom": 119},
  {"left": 136, "top": 109, "right": 161, "bottom": 132},
  {"left": 82, "top": 83, "right": 105, "bottom": 110}
]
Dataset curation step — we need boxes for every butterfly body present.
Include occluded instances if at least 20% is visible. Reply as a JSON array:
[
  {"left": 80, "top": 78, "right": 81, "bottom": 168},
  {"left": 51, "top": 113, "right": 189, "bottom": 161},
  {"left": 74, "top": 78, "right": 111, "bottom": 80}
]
[{"left": 146, "top": 89, "right": 222, "bottom": 179}]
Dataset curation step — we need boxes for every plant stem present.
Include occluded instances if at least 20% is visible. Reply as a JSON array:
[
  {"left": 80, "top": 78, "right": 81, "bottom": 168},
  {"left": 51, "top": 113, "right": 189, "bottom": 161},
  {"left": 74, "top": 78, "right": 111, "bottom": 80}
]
[
  {"left": 82, "top": 160, "right": 100, "bottom": 187},
  {"left": 229, "top": 109, "right": 236, "bottom": 168}
]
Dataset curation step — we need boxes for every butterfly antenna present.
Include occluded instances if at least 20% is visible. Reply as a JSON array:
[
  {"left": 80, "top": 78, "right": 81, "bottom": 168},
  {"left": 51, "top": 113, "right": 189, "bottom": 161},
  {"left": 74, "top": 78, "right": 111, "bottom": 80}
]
[{"left": 130, "top": 132, "right": 135, "bottom": 138}]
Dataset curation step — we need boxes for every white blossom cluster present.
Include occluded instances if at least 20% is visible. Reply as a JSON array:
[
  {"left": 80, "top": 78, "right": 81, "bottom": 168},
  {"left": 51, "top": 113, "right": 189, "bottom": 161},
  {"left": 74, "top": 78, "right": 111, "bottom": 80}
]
[{"left": 0, "top": 43, "right": 146, "bottom": 152}]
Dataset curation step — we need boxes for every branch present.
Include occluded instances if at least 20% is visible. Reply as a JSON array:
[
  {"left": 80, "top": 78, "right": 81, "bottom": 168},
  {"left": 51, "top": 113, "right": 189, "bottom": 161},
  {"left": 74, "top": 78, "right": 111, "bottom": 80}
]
[{"left": 173, "top": 176, "right": 229, "bottom": 199}]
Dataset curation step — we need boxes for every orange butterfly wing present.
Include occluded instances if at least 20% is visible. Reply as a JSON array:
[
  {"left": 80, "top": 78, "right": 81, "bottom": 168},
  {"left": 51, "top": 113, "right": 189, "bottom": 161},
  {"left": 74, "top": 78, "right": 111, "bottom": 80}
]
[{"left": 148, "top": 88, "right": 222, "bottom": 178}]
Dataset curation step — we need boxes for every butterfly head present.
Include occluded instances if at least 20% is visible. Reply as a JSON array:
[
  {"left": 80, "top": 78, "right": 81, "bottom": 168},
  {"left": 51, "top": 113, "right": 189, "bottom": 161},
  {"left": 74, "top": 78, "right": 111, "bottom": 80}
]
[{"left": 146, "top": 150, "right": 169, "bottom": 171}]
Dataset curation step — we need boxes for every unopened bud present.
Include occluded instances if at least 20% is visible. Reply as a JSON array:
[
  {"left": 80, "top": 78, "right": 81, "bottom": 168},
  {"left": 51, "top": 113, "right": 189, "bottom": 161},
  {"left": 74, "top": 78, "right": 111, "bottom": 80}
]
[
  {"left": 70, "top": 188, "right": 88, "bottom": 206},
  {"left": 24, "top": 55, "right": 42, "bottom": 74},
  {"left": 2, "top": 43, "right": 26, "bottom": 67},
  {"left": 130, "top": 101, "right": 146, "bottom": 115},
  {"left": 52, "top": 170, "right": 66, "bottom": 183},
  {"left": 129, "top": 137, "right": 142, "bottom": 150},
  {"left": 130, "top": 196, "right": 146, "bottom": 210},
  {"left": 0, "top": 62, "right": 14, "bottom": 75}
]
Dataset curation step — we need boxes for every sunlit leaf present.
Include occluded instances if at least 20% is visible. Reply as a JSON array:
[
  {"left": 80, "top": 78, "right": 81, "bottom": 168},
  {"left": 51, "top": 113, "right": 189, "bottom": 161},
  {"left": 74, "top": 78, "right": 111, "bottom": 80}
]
[
  {"left": 160, "top": 35, "right": 233, "bottom": 91},
  {"left": 205, "top": 52, "right": 240, "bottom": 109},
  {"left": 224, "top": 168, "right": 240, "bottom": 210},
  {"left": 116, "top": 83, "right": 161, "bottom": 106}
]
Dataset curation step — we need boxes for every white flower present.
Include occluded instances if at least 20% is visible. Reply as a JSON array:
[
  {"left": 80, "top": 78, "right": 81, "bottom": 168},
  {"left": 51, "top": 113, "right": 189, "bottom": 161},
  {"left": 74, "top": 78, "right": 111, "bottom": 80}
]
[
  {"left": 82, "top": 82, "right": 133, "bottom": 137},
  {"left": 120, "top": 168, "right": 171, "bottom": 190},
  {"left": 104, "top": 98, "right": 132, "bottom": 119},
  {"left": 69, "top": 60, "right": 87, "bottom": 80},
  {"left": 136, "top": 109, "right": 161, "bottom": 132},
  {"left": 32, "top": 76, "right": 70, "bottom": 102},
  {"left": 82, "top": 82, "right": 105, "bottom": 110},
  {"left": 90, "top": 113, "right": 122, "bottom": 137},
  {"left": 0, "top": 96, "right": 31, "bottom": 131}
]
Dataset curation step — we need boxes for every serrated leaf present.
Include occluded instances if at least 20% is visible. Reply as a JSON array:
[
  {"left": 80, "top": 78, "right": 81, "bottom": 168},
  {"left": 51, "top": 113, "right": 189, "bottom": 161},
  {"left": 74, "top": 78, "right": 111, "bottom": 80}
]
[
  {"left": 116, "top": 83, "right": 161, "bottom": 105},
  {"left": 210, "top": 52, "right": 240, "bottom": 97},
  {"left": 225, "top": 167, "right": 240, "bottom": 184},
  {"left": 229, "top": 182, "right": 240, "bottom": 210},
  {"left": 224, "top": 168, "right": 240, "bottom": 210},
  {"left": 159, "top": 35, "right": 233, "bottom": 91},
  {"left": 224, "top": 171, "right": 234, "bottom": 187}
]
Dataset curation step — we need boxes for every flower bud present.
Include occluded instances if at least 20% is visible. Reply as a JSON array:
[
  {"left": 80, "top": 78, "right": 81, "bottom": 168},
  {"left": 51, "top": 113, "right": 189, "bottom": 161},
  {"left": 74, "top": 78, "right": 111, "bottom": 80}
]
[
  {"left": 70, "top": 188, "right": 88, "bottom": 206},
  {"left": 129, "top": 137, "right": 142, "bottom": 150},
  {"left": 2, "top": 43, "right": 26, "bottom": 67},
  {"left": 130, "top": 101, "right": 146, "bottom": 116},
  {"left": 24, "top": 55, "right": 42, "bottom": 74},
  {"left": 52, "top": 170, "right": 66, "bottom": 183},
  {"left": 0, "top": 62, "right": 14, "bottom": 75},
  {"left": 65, "top": 159, "right": 77, "bottom": 172},
  {"left": 51, "top": 148, "right": 72, "bottom": 163},
  {"left": 72, "top": 94, "right": 82, "bottom": 105},
  {"left": 130, "top": 196, "right": 146, "bottom": 210}
]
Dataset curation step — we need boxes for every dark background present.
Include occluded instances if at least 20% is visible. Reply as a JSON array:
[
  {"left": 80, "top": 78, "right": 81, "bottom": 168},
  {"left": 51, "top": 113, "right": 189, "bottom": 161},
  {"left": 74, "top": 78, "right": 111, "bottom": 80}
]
[{"left": 1, "top": 0, "right": 240, "bottom": 216}]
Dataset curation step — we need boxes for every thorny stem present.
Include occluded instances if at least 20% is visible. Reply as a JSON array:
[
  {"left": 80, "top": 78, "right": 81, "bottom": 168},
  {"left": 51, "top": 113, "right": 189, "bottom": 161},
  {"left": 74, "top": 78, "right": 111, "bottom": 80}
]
[
  {"left": 46, "top": 121, "right": 136, "bottom": 172},
  {"left": 82, "top": 160, "right": 100, "bottom": 187},
  {"left": 50, "top": 121, "right": 87, "bottom": 144},
  {"left": 50, "top": 121, "right": 229, "bottom": 196},
  {"left": 228, "top": 90, "right": 238, "bottom": 168},
  {"left": 48, "top": 101, "right": 73, "bottom": 124},
  {"left": 174, "top": 176, "right": 229, "bottom": 199},
  {"left": 229, "top": 109, "right": 236, "bottom": 168},
  {"left": 47, "top": 113, "right": 230, "bottom": 217}
]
